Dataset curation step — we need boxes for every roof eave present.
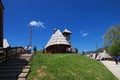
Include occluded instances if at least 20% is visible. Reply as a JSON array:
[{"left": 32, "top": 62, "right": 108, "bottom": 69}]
[
  {"left": 63, "top": 32, "right": 72, "bottom": 34},
  {"left": 46, "top": 44, "right": 70, "bottom": 49},
  {"left": 63, "top": 29, "right": 72, "bottom": 34}
]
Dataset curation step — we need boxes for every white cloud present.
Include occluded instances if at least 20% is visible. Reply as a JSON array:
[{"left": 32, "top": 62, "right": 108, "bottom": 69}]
[
  {"left": 83, "top": 33, "right": 88, "bottom": 36},
  {"left": 80, "top": 31, "right": 84, "bottom": 34},
  {"left": 80, "top": 31, "right": 88, "bottom": 37},
  {"left": 30, "top": 21, "right": 45, "bottom": 28}
]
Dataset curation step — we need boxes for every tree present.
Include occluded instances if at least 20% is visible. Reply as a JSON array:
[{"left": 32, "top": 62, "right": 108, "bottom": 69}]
[
  {"left": 108, "top": 40, "right": 120, "bottom": 56},
  {"left": 103, "top": 24, "right": 120, "bottom": 46}
]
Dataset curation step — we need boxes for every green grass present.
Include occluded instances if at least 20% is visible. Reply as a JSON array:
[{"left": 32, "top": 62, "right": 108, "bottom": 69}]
[{"left": 27, "top": 53, "right": 118, "bottom": 80}]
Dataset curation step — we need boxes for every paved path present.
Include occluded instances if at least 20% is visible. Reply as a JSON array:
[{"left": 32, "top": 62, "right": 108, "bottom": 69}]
[
  {"left": 101, "top": 61, "right": 120, "bottom": 80},
  {"left": 0, "top": 53, "right": 34, "bottom": 80}
]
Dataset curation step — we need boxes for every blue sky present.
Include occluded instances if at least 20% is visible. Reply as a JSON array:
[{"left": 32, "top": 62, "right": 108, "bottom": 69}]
[{"left": 2, "top": 0, "right": 120, "bottom": 52}]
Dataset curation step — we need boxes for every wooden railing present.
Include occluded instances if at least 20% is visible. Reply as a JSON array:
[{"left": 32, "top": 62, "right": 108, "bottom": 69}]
[
  {"left": 0, "top": 47, "right": 26, "bottom": 62},
  {"left": 0, "top": 47, "right": 6, "bottom": 62}
]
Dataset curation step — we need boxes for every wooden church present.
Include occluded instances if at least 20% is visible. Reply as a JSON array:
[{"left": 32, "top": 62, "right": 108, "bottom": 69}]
[
  {"left": 45, "top": 29, "right": 72, "bottom": 53},
  {"left": 0, "top": 0, "right": 4, "bottom": 47}
]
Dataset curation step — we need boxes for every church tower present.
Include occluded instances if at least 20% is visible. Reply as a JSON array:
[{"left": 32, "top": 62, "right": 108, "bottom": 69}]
[
  {"left": 62, "top": 29, "right": 72, "bottom": 44},
  {"left": 0, "top": 0, "right": 4, "bottom": 47}
]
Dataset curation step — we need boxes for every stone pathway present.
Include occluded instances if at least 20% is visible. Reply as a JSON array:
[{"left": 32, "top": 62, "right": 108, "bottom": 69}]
[
  {"left": 101, "top": 61, "right": 120, "bottom": 80},
  {"left": 0, "top": 53, "right": 34, "bottom": 80}
]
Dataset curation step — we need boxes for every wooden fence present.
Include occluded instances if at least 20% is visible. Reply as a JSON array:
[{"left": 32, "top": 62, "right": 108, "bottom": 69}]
[{"left": 0, "top": 47, "right": 26, "bottom": 62}]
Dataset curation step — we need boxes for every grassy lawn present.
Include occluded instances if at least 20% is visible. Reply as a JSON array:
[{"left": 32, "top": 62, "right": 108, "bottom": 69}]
[{"left": 27, "top": 53, "right": 118, "bottom": 80}]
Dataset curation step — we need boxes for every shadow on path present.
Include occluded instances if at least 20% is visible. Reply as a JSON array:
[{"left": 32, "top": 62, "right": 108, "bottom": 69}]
[{"left": 0, "top": 58, "right": 29, "bottom": 80}]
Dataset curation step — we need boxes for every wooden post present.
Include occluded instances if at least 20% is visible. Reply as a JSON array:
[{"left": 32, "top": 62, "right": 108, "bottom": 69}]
[{"left": 0, "top": 0, "right": 4, "bottom": 47}]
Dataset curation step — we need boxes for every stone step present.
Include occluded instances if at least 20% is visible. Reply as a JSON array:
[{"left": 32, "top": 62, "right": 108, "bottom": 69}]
[
  {"left": 22, "top": 69, "right": 30, "bottom": 73},
  {"left": 17, "top": 78, "right": 26, "bottom": 80},
  {"left": 18, "top": 73, "right": 28, "bottom": 78},
  {"left": 0, "top": 66, "right": 23, "bottom": 70},
  {"left": 19, "top": 56, "right": 33, "bottom": 62},
  {"left": 0, "top": 77, "right": 17, "bottom": 80},
  {"left": 20, "top": 54, "right": 33, "bottom": 57},
  {"left": 24, "top": 66, "right": 30, "bottom": 69},
  {"left": 0, "top": 69, "right": 29, "bottom": 80},
  {"left": 0, "top": 69, "right": 22, "bottom": 74},
  {"left": 4, "top": 58, "right": 29, "bottom": 63},
  {"left": 20, "top": 54, "right": 34, "bottom": 61},
  {"left": 0, "top": 73, "right": 19, "bottom": 78},
  {"left": 20, "top": 56, "right": 31, "bottom": 58},
  {"left": 0, "top": 63, "right": 29, "bottom": 66}
]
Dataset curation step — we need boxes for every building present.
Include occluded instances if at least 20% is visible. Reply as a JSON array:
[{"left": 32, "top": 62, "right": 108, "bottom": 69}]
[
  {"left": 97, "top": 50, "right": 112, "bottom": 60},
  {"left": 0, "top": 0, "right": 4, "bottom": 47},
  {"left": 3, "top": 39, "right": 9, "bottom": 48},
  {"left": 86, "top": 50, "right": 112, "bottom": 60},
  {"left": 45, "top": 29, "right": 72, "bottom": 53}
]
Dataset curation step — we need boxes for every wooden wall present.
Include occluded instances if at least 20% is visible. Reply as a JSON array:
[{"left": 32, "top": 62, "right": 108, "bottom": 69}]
[
  {"left": 0, "top": 1, "right": 3, "bottom": 47},
  {"left": 46, "top": 45, "right": 70, "bottom": 53}
]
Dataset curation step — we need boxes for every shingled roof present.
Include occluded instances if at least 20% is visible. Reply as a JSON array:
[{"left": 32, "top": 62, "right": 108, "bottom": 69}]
[
  {"left": 45, "top": 29, "right": 70, "bottom": 48},
  {"left": 63, "top": 29, "right": 72, "bottom": 34}
]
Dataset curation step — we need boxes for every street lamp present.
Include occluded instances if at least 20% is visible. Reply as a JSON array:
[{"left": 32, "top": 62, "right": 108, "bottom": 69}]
[{"left": 30, "top": 25, "right": 32, "bottom": 47}]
